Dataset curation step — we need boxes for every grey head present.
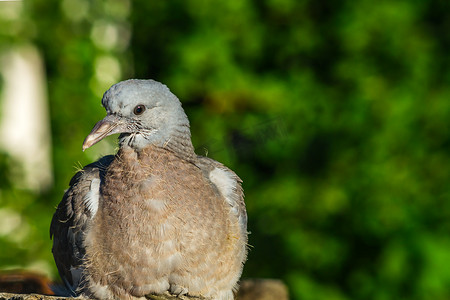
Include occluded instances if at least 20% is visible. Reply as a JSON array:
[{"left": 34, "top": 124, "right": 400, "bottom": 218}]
[{"left": 83, "top": 79, "right": 194, "bottom": 155}]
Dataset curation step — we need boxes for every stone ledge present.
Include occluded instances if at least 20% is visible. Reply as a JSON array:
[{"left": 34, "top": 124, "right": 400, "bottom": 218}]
[
  {"left": 0, "top": 279, "right": 288, "bottom": 300},
  {"left": 0, "top": 293, "right": 77, "bottom": 300},
  {"left": 0, "top": 292, "right": 203, "bottom": 300}
]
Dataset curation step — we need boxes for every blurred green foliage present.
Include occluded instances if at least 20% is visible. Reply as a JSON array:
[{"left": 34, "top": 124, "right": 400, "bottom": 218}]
[{"left": 0, "top": 0, "right": 449, "bottom": 299}]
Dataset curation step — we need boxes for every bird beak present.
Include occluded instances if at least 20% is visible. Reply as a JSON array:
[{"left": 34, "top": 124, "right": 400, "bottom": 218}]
[{"left": 82, "top": 114, "right": 128, "bottom": 151}]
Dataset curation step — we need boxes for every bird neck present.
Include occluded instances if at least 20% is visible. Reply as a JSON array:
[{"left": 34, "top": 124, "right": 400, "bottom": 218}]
[
  {"left": 118, "top": 124, "right": 196, "bottom": 162},
  {"left": 159, "top": 123, "right": 197, "bottom": 161}
]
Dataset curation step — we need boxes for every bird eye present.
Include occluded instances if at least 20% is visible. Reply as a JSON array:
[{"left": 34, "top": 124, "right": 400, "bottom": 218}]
[{"left": 133, "top": 105, "right": 146, "bottom": 115}]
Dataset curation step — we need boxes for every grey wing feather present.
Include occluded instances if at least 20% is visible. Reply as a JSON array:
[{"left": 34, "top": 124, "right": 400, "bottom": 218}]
[
  {"left": 50, "top": 155, "right": 113, "bottom": 294},
  {"left": 196, "top": 156, "right": 248, "bottom": 231}
]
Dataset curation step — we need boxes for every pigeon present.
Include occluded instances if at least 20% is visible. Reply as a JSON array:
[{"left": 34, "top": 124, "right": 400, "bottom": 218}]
[{"left": 50, "top": 79, "right": 248, "bottom": 300}]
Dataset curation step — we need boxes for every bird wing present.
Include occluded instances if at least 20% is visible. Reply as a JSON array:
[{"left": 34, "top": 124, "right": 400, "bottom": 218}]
[
  {"left": 50, "top": 155, "right": 114, "bottom": 295},
  {"left": 196, "top": 156, "right": 247, "bottom": 233}
]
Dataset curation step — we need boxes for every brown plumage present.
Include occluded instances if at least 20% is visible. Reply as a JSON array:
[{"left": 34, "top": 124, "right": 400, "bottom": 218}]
[{"left": 50, "top": 80, "right": 248, "bottom": 300}]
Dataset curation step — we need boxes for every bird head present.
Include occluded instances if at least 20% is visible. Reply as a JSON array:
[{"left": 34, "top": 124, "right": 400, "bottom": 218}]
[{"left": 82, "top": 79, "right": 193, "bottom": 152}]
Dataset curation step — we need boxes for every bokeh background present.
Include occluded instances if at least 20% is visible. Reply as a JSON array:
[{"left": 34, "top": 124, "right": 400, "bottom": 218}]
[{"left": 0, "top": 0, "right": 449, "bottom": 299}]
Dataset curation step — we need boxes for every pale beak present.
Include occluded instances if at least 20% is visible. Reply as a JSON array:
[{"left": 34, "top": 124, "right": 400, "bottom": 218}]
[{"left": 82, "top": 114, "right": 129, "bottom": 151}]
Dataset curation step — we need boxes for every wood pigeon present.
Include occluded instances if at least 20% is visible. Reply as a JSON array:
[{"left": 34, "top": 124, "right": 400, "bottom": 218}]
[{"left": 50, "top": 79, "right": 248, "bottom": 300}]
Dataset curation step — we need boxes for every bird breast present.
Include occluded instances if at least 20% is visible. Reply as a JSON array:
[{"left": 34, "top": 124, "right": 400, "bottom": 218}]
[{"left": 83, "top": 145, "right": 234, "bottom": 294}]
